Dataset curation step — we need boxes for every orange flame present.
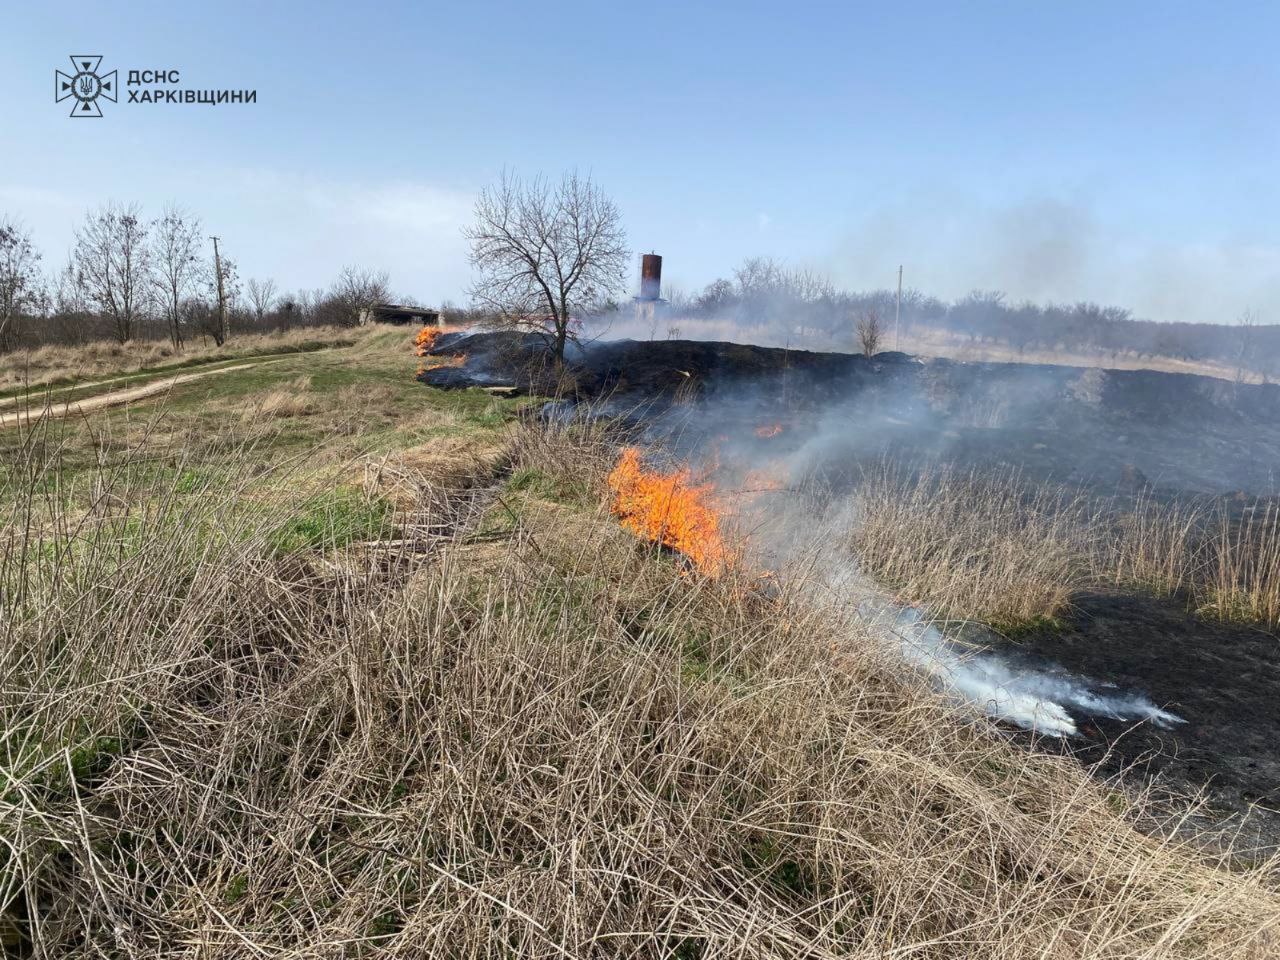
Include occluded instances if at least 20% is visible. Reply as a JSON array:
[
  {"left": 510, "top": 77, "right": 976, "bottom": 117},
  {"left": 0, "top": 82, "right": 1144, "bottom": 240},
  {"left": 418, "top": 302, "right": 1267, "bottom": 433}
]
[
  {"left": 607, "top": 447, "right": 729, "bottom": 576},
  {"left": 421, "top": 352, "right": 467, "bottom": 370},
  {"left": 754, "top": 423, "right": 783, "bottom": 439},
  {"left": 414, "top": 325, "right": 440, "bottom": 356},
  {"left": 414, "top": 324, "right": 465, "bottom": 357}
]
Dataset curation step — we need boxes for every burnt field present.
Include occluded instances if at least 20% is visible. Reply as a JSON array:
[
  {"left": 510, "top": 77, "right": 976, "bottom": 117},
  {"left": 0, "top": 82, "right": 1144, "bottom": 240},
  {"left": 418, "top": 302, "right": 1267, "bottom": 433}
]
[
  {"left": 425, "top": 331, "right": 1280, "bottom": 853},
  {"left": 426, "top": 330, "right": 1280, "bottom": 493}
]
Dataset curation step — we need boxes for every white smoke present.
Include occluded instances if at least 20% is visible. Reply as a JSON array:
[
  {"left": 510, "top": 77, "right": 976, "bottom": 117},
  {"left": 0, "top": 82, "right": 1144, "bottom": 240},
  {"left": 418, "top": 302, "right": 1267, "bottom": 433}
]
[
  {"left": 571, "top": 370, "right": 1190, "bottom": 740},
  {"left": 861, "top": 602, "right": 1184, "bottom": 737},
  {"left": 743, "top": 495, "right": 1184, "bottom": 739}
]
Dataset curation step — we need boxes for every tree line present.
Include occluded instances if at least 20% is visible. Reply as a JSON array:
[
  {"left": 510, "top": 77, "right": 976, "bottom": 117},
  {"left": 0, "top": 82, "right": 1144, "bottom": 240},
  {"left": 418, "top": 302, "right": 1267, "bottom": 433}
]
[
  {"left": 5, "top": 181, "right": 1275, "bottom": 381},
  {"left": 666, "top": 257, "right": 1279, "bottom": 380},
  {"left": 453, "top": 169, "right": 1277, "bottom": 379},
  {"left": 0, "top": 204, "right": 394, "bottom": 353}
]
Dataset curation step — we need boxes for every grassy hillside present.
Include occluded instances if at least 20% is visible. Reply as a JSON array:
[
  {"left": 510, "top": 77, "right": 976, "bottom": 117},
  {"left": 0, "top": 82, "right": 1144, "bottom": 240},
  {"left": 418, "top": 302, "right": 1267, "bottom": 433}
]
[
  {"left": 1, "top": 330, "right": 1278, "bottom": 957},
  {"left": 0, "top": 326, "right": 368, "bottom": 398}
]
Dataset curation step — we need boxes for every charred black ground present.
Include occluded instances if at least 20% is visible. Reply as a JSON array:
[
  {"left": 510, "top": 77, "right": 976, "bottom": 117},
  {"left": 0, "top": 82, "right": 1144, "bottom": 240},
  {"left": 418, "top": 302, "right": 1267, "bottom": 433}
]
[
  {"left": 1006, "top": 591, "right": 1280, "bottom": 856},
  {"left": 426, "top": 331, "right": 1280, "bottom": 493},
  {"left": 423, "top": 331, "right": 1280, "bottom": 852}
]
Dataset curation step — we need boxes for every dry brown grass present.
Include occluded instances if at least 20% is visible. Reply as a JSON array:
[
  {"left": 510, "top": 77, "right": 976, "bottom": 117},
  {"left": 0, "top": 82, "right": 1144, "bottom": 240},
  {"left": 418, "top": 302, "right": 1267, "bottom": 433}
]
[
  {"left": 242, "top": 375, "right": 318, "bottom": 421},
  {"left": 1102, "top": 497, "right": 1280, "bottom": 627},
  {"left": 848, "top": 462, "right": 1094, "bottom": 628},
  {"left": 848, "top": 461, "right": 1280, "bottom": 632},
  {"left": 0, "top": 325, "right": 364, "bottom": 394},
  {"left": 1205, "top": 502, "right": 1280, "bottom": 626},
  {"left": 1, "top": 423, "right": 1278, "bottom": 957}
]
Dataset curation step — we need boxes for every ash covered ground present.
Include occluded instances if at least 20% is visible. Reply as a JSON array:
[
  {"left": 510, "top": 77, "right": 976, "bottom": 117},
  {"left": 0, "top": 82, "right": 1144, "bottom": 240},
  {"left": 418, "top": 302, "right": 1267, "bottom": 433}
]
[
  {"left": 423, "top": 331, "right": 1280, "bottom": 854},
  {"left": 427, "top": 330, "right": 1280, "bottom": 492}
]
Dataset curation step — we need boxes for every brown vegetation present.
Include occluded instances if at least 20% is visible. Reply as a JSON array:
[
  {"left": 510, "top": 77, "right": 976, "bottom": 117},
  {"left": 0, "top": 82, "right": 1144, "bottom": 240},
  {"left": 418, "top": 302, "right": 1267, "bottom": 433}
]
[
  {"left": 898, "top": 325, "right": 1268, "bottom": 384},
  {"left": 855, "top": 307, "right": 883, "bottom": 357},
  {"left": 848, "top": 461, "right": 1280, "bottom": 631},
  {"left": 1, "top": 409, "right": 1278, "bottom": 957},
  {"left": 244, "top": 376, "right": 318, "bottom": 420}
]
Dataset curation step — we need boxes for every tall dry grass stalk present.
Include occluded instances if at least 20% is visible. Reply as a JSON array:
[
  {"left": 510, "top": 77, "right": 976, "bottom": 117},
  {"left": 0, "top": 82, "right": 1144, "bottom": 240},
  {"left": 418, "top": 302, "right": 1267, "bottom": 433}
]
[
  {"left": 1098, "top": 494, "right": 1207, "bottom": 598},
  {"left": 0, "top": 423, "right": 1277, "bottom": 956},
  {"left": 848, "top": 461, "right": 1280, "bottom": 632},
  {"left": 848, "top": 462, "right": 1093, "bottom": 628},
  {"left": 1201, "top": 501, "right": 1280, "bottom": 626}
]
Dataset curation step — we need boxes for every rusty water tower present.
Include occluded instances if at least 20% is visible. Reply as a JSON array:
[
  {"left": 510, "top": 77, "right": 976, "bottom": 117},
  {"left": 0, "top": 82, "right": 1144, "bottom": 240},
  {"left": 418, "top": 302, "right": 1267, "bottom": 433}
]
[
  {"left": 638, "top": 253, "right": 663, "bottom": 301},
  {"left": 633, "top": 252, "right": 665, "bottom": 336}
]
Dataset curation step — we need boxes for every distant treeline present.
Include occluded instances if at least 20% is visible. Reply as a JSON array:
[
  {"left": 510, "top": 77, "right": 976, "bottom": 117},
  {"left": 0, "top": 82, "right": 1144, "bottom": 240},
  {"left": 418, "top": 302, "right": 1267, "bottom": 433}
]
[
  {"left": 4, "top": 210, "right": 1274, "bottom": 377},
  {"left": 0, "top": 204, "right": 401, "bottom": 353},
  {"left": 665, "top": 257, "right": 1278, "bottom": 379}
]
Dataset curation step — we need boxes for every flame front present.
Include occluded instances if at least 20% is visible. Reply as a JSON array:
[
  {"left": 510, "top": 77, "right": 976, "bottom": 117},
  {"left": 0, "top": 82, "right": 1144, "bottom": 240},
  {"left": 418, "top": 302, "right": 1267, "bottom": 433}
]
[
  {"left": 607, "top": 447, "right": 729, "bottom": 576},
  {"left": 414, "top": 325, "right": 441, "bottom": 356},
  {"left": 415, "top": 324, "right": 464, "bottom": 357},
  {"left": 754, "top": 423, "right": 783, "bottom": 439},
  {"left": 421, "top": 352, "right": 467, "bottom": 369}
]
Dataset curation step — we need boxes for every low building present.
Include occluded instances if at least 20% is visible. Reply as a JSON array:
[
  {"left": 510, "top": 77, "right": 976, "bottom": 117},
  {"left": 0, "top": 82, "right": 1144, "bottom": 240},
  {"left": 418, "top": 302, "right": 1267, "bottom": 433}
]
[{"left": 358, "top": 303, "right": 441, "bottom": 326}]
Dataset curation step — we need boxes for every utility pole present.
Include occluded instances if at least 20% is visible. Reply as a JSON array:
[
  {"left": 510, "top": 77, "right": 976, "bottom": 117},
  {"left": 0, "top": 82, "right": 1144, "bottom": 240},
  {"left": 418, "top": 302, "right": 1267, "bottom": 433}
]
[
  {"left": 895, "top": 264, "right": 903, "bottom": 352},
  {"left": 210, "top": 236, "right": 228, "bottom": 344}
]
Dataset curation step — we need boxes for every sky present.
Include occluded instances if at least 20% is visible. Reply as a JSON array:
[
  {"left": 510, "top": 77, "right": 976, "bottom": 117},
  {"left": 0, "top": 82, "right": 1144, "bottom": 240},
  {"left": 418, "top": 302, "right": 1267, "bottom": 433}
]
[{"left": 1, "top": 0, "right": 1278, "bottom": 324}]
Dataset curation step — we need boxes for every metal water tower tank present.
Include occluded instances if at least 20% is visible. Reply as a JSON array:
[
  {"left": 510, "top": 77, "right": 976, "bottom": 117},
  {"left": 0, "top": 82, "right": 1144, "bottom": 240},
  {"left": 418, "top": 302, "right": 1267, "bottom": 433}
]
[{"left": 639, "top": 253, "right": 662, "bottom": 301}]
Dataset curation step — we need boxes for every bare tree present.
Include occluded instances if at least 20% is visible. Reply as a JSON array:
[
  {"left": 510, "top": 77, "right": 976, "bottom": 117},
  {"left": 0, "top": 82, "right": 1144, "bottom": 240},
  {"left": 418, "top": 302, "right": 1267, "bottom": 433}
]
[
  {"left": 74, "top": 203, "right": 151, "bottom": 343},
  {"left": 246, "top": 277, "right": 278, "bottom": 326},
  {"left": 1234, "top": 309, "right": 1259, "bottom": 385},
  {"left": 788, "top": 267, "right": 834, "bottom": 304},
  {"left": 0, "top": 217, "right": 43, "bottom": 353},
  {"left": 328, "top": 266, "right": 390, "bottom": 324},
  {"left": 856, "top": 307, "right": 883, "bottom": 357},
  {"left": 465, "top": 170, "right": 629, "bottom": 362},
  {"left": 733, "top": 256, "right": 787, "bottom": 298},
  {"left": 48, "top": 257, "right": 96, "bottom": 344},
  {"left": 150, "top": 205, "right": 203, "bottom": 350}
]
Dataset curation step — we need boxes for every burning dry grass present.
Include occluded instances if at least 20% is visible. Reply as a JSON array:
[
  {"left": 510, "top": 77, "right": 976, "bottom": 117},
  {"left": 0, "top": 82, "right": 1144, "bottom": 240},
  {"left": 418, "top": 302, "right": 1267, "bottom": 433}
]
[
  {"left": 849, "top": 461, "right": 1280, "bottom": 632},
  {"left": 1, "top": 425, "right": 1279, "bottom": 957},
  {"left": 607, "top": 446, "right": 730, "bottom": 576},
  {"left": 416, "top": 352, "right": 468, "bottom": 376},
  {"left": 413, "top": 323, "right": 466, "bottom": 357},
  {"left": 413, "top": 323, "right": 470, "bottom": 378}
]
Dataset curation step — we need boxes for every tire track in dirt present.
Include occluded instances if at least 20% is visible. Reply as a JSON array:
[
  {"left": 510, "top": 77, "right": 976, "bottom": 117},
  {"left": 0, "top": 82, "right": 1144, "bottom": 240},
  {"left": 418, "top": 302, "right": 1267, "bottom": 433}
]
[
  {"left": 0, "top": 358, "right": 285, "bottom": 429},
  {"left": 0, "top": 340, "right": 362, "bottom": 412}
]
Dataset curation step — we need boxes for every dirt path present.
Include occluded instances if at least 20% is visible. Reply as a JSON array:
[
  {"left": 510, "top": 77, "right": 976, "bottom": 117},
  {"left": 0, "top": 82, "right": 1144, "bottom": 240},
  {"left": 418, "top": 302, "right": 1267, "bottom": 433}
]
[
  {"left": 0, "top": 359, "right": 284, "bottom": 429},
  {"left": 0, "top": 340, "right": 361, "bottom": 411},
  {"left": 0, "top": 359, "right": 247, "bottom": 410}
]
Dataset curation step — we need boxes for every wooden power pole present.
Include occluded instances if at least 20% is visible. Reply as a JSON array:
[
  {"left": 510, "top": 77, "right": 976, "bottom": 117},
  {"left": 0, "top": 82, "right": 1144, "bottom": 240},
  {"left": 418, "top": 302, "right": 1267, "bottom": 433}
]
[
  {"left": 210, "top": 236, "right": 228, "bottom": 344},
  {"left": 895, "top": 265, "right": 903, "bottom": 352}
]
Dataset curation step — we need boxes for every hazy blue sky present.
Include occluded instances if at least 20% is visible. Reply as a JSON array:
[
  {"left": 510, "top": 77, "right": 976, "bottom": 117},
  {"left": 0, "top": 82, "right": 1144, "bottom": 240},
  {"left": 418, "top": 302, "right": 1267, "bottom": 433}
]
[{"left": 2, "top": 1, "right": 1277, "bottom": 323}]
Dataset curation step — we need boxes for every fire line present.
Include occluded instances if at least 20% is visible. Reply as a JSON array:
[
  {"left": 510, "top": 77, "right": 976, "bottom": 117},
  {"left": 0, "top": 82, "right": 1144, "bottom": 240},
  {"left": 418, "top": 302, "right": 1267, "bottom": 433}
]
[{"left": 607, "top": 447, "right": 730, "bottom": 576}]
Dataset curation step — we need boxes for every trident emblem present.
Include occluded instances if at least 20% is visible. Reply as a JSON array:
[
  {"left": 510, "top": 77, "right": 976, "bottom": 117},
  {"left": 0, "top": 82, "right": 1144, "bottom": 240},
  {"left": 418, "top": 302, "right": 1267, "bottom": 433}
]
[{"left": 56, "top": 56, "right": 117, "bottom": 118}]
